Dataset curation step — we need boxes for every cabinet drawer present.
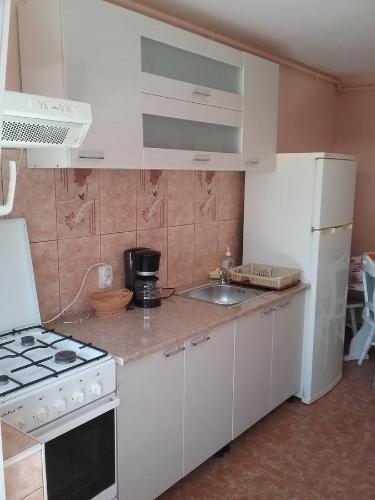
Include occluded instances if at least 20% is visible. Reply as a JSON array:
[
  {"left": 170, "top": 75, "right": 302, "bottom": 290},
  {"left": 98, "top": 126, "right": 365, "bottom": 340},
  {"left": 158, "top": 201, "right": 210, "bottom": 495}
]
[
  {"left": 141, "top": 72, "right": 242, "bottom": 111},
  {"left": 143, "top": 148, "right": 241, "bottom": 170}
]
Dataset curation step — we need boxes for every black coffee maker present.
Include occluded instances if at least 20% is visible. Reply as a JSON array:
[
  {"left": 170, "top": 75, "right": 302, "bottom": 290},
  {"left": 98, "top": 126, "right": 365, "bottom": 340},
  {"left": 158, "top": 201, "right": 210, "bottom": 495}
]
[{"left": 124, "top": 247, "right": 161, "bottom": 308}]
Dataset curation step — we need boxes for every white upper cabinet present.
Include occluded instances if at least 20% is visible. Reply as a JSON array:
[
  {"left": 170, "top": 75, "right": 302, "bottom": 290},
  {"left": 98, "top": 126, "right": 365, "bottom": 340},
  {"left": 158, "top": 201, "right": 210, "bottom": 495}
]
[
  {"left": 17, "top": 1, "right": 279, "bottom": 171},
  {"left": 18, "top": 0, "right": 143, "bottom": 169},
  {"left": 242, "top": 53, "right": 279, "bottom": 172},
  {"left": 140, "top": 17, "right": 243, "bottom": 170},
  {"left": 140, "top": 17, "right": 243, "bottom": 111}
]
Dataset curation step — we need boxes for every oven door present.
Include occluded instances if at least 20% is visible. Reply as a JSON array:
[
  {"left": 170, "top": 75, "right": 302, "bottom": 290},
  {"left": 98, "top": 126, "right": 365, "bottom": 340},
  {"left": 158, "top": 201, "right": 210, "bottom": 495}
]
[{"left": 31, "top": 395, "right": 119, "bottom": 500}]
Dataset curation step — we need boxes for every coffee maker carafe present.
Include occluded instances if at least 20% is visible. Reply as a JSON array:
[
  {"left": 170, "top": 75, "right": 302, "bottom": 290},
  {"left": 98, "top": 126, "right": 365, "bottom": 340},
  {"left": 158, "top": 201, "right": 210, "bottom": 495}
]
[{"left": 125, "top": 248, "right": 161, "bottom": 308}]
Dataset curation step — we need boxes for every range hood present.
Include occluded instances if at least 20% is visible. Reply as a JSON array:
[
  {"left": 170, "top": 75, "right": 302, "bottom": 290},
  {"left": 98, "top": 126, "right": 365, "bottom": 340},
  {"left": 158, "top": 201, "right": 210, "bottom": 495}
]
[{"left": 1, "top": 90, "right": 92, "bottom": 148}]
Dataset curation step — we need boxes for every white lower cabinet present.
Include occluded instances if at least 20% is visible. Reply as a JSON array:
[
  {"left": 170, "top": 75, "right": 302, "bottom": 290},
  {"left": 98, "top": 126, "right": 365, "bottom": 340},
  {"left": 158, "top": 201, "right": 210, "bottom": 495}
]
[
  {"left": 233, "top": 307, "right": 273, "bottom": 439},
  {"left": 117, "top": 344, "right": 185, "bottom": 500},
  {"left": 117, "top": 292, "right": 305, "bottom": 500},
  {"left": 270, "top": 293, "right": 305, "bottom": 409},
  {"left": 184, "top": 322, "right": 235, "bottom": 475}
]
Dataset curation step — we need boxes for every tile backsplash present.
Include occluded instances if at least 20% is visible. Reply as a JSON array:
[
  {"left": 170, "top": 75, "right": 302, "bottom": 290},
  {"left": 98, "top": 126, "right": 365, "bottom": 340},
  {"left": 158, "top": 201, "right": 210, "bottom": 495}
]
[{"left": 0, "top": 150, "right": 244, "bottom": 321}]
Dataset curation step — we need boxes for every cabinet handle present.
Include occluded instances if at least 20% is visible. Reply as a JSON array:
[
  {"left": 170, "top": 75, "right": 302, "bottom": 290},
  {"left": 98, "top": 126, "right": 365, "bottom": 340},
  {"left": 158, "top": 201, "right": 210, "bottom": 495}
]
[
  {"left": 192, "top": 88, "right": 211, "bottom": 97},
  {"left": 78, "top": 150, "right": 105, "bottom": 160},
  {"left": 163, "top": 345, "right": 185, "bottom": 358},
  {"left": 193, "top": 155, "right": 211, "bottom": 162},
  {"left": 277, "top": 301, "right": 291, "bottom": 308},
  {"left": 191, "top": 335, "right": 210, "bottom": 347},
  {"left": 245, "top": 159, "right": 260, "bottom": 166},
  {"left": 261, "top": 306, "right": 276, "bottom": 316}
]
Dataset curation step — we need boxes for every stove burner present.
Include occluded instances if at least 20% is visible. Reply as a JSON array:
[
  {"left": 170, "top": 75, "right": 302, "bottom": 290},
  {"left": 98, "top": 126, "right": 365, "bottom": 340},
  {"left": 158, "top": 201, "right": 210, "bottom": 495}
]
[
  {"left": 21, "top": 335, "right": 35, "bottom": 347},
  {"left": 54, "top": 350, "right": 77, "bottom": 365},
  {"left": 0, "top": 375, "right": 10, "bottom": 385}
]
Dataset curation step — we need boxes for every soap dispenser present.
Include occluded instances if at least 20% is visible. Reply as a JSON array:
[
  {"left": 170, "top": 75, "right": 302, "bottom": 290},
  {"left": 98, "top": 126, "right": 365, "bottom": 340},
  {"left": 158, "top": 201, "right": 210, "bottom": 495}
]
[{"left": 222, "top": 247, "right": 235, "bottom": 270}]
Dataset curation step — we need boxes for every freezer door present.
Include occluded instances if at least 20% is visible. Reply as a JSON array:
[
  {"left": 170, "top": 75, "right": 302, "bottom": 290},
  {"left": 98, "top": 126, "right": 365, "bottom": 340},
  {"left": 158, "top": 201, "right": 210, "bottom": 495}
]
[
  {"left": 303, "top": 224, "right": 352, "bottom": 402},
  {"left": 312, "top": 158, "right": 356, "bottom": 230}
]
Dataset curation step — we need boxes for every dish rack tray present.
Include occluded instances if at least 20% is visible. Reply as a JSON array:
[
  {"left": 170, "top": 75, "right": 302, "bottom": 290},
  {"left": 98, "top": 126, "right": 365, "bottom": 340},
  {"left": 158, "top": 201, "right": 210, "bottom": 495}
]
[{"left": 230, "top": 263, "right": 300, "bottom": 290}]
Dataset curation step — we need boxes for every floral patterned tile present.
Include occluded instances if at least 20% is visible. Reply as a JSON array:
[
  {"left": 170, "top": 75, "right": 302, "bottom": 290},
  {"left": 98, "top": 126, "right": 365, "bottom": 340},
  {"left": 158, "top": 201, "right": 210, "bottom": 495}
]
[
  {"left": 30, "top": 240, "right": 60, "bottom": 322},
  {"left": 194, "top": 222, "right": 218, "bottom": 283},
  {"left": 168, "top": 225, "right": 194, "bottom": 288},
  {"left": 168, "top": 171, "right": 195, "bottom": 227},
  {"left": 55, "top": 169, "right": 100, "bottom": 239},
  {"left": 136, "top": 227, "right": 168, "bottom": 288},
  {"left": 58, "top": 236, "right": 100, "bottom": 312},
  {"left": 100, "top": 170, "right": 137, "bottom": 234},
  {"left": 218, "top": 218, "right": 243, "bottom": 266},
  {"left": 195, "top": 171, "right": 218, "bottom": 224},
  {"left": 218, "top": 171, "right": 245, "bottom": 220},
  {"left": 101, "top": 231, "right": 137, "bottom": 290},
  {"left": 137, "top": 170, "right": 168, "bottom": 230},
  {"left": 2, "top": 149, "right": 57, "bottom": 242}
]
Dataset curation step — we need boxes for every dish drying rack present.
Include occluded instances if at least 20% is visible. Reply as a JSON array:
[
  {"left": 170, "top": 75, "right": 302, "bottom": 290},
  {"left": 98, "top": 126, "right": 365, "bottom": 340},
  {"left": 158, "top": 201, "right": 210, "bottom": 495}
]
[{"left": 230, "top": 263, "right": 301, "bottom": 290}]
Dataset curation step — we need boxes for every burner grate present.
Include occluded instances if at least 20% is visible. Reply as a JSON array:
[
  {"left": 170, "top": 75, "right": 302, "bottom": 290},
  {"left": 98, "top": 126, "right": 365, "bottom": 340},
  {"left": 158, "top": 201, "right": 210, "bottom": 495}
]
[{"left": 0, "top": 325, "right": 108, "bottom": 398}]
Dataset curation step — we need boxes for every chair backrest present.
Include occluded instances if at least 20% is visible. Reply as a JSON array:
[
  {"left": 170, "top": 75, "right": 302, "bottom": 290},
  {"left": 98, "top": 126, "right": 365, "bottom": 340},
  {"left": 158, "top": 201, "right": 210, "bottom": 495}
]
[{"left": 362, "top": 255, "right": 375, "bottom": 318}]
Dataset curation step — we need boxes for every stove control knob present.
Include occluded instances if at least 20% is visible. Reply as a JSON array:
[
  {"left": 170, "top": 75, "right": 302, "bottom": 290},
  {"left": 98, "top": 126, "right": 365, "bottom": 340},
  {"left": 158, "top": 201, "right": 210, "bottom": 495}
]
[
  {"left": 54, "top": 398, "right": 68, "bottom": 414},
  {"left": 13, "top": 416, "right": 26, "bottom": 431},
  {"left": 72, "top": 390, "right": 85, "bottom": 405},
  {"left": 89, "top": 382, "right": 102, "bottom": 397},
  {"left": 36, "top": 406, "right": 49, "bottom": 423}
]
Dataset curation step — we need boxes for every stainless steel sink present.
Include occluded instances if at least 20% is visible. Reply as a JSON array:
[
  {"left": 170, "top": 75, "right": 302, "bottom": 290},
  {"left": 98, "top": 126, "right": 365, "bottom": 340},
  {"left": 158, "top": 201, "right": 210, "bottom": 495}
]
[{"left": 179, "top": 283, "right": 270, "bottom": 307}]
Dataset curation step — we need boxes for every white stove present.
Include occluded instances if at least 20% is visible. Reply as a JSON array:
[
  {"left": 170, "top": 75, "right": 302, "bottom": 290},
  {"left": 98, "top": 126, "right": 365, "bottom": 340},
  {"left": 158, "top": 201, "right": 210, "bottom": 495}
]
[
  {"left": 0, "top": 325, "right": 116, "bottom": 432},
  {"left": 0, "top": 219, "right": 118, "bottom": 500}
]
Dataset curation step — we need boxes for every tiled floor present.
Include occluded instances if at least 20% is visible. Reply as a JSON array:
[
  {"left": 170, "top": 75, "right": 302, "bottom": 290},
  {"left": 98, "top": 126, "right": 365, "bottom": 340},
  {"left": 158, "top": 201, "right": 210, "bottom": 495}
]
[{"left": 160, "top": 358, "right": 375, "bottom": 499}]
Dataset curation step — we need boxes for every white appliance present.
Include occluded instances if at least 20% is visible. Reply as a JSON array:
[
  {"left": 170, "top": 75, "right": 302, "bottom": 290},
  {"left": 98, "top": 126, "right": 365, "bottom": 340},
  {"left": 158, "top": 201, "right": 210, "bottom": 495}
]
[
  {"left": 243, "top": 152, "right": 357, "bottom": 404},
  {"left": 0, "top": 219, "right": 118, "bottom": 500},
  {"left": 1, "top": 90, "right": 92, "bottom": 149}
]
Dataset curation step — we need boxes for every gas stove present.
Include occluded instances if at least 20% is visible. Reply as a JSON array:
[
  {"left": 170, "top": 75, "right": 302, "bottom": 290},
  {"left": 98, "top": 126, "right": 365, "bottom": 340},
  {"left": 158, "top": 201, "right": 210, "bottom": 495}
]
[
  {"left": 0, "top": 325, "right": 108, "bottom": 399},
  {"left": 0, "top": 219, "right": 117, "bottom": 434},
  {"left": 0, "top": 324, "right": 116, "bottom": 433}
]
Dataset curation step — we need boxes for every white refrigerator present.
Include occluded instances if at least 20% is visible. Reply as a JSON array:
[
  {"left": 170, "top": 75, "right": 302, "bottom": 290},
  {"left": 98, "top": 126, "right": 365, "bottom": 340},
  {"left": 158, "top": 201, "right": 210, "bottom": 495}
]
[{"left": 243, "top": 152, "right": 357, "bottom": 404}]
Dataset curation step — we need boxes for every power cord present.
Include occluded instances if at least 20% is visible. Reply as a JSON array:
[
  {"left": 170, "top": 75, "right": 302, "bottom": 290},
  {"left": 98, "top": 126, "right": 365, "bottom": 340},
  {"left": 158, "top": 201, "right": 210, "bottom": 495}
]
[{"left": 43, "top": 262, "right": 107, "bottom": 324}]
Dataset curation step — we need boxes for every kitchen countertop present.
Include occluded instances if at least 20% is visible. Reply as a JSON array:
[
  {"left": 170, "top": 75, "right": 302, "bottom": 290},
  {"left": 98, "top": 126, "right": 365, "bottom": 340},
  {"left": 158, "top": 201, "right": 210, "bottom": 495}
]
[
  {"left": 54, "top": 282, "right": 309, "bottom": 364},
  {"left": 1, "top": 421, "right": 41, "bottom": 465}
]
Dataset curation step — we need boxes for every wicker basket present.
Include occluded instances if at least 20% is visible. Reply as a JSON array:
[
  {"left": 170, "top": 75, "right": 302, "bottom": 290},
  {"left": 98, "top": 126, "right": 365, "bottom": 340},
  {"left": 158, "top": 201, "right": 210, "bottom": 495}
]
[
  {"left": 88, "top": 288, "right": 133, "bottom": 318},
  {"left": 230, "top": 263, "right": 300, "bottom": 290}
]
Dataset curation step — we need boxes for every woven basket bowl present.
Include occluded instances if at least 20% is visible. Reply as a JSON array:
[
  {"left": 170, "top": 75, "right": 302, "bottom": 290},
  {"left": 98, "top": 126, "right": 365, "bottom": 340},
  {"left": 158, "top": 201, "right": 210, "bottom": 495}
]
[{"left": 88, "top": 288, "right": 133, "bottom": 318}]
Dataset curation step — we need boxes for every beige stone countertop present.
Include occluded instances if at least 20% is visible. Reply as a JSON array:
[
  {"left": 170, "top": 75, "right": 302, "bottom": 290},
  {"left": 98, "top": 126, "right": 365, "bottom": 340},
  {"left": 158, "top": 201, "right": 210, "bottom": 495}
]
[
  {"left": 53, "top": 282, "right": 309, "bottom": 365},
  {"left": 1, "top": 421, "right": 41, "bottom": 464}
]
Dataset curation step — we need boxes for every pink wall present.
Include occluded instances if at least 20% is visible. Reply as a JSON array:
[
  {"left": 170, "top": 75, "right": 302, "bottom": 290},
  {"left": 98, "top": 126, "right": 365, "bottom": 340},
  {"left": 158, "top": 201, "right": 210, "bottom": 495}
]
[
  {"left": 277, "top": 66, "right": 337, "bottom": 153},
  {"left": 334, "top": 90, "right": 375, "bottom": 255},
  {"left": 2, "top": 5, "right": 347, "bottom": 321}
]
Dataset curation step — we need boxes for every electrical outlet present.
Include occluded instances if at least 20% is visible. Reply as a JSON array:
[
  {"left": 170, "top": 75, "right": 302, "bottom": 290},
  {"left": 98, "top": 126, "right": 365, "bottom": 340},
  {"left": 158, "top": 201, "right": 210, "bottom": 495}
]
[{"left": 98, "top": 264, "right": 113, "bottom": 289}]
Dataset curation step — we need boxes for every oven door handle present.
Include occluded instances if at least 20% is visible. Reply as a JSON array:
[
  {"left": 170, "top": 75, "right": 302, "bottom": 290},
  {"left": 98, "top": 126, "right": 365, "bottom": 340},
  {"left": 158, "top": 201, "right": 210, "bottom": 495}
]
[{"left": 31, "top": 395, "right": 120, "bottom": 443}]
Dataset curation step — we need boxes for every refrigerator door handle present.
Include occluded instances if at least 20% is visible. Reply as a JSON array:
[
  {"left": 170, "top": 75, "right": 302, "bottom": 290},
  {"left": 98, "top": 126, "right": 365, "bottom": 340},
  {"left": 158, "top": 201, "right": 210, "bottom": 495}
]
[{"left": 311, "top": 223, "right": 353, "bottom": 233}]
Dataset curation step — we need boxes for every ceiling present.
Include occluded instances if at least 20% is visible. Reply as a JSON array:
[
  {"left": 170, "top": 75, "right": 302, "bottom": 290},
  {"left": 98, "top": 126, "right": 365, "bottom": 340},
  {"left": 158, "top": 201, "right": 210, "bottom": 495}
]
[{"left": 134, "top": 0, "right": 375, "bottom": 77}]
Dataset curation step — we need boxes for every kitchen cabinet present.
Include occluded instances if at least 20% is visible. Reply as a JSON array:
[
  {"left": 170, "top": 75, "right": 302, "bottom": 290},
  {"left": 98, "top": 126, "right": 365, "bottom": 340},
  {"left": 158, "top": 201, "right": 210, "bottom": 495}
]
[
  {"left": 233, "top": 293, "right": 305, "bottom": 438},
  {"left": 242, "top": 53, "right": 279, "bottom": 171},
  {"left": 271, "top": 293, "right": 305, "bottom": 409},
  {"left": 117, "top": 343, "right": 185, "bottom": 500},
  {"left": 17, "top": 0, "right": 279, "bottom": 171},
  {"left": 184, "top": 321, "right": 235, "bottom": 475},
  {"left": 18, "top": 0, "right": 143, "bottom": 169},
  {"left": 140, "top": 16, "right": 243, "bottom": 111},
  {"left": 233, "top": 306, "right": 273, "bottom": 439}
]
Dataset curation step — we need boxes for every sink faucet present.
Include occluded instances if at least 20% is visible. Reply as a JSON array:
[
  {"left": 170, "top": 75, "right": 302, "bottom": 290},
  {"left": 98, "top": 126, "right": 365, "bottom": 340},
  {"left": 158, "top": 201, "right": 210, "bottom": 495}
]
[{"left": 219, "top": 268, "right": 229, "bottom": 284}]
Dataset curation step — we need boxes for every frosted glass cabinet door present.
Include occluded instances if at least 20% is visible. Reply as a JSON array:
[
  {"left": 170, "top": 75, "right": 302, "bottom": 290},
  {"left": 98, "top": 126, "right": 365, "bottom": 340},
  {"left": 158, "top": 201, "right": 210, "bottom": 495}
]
[
  {"left": 140, "top": 17, "right": 243, "bottom": 111},
  {"left": 242, "top": 53, "right": 279, "bottom": 171}
]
